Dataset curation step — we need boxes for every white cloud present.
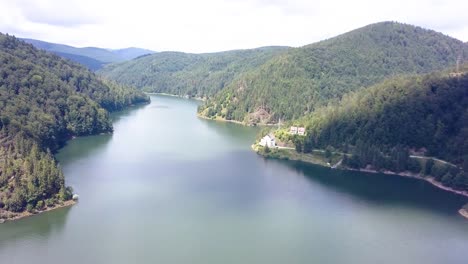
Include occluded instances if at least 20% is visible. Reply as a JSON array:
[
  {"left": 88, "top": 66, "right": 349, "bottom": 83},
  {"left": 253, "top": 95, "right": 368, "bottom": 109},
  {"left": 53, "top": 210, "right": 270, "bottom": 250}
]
[
  {"left": 0, "top": 0, "right": 466, "bottom": 53},
  {"left": 16, "top": 0, "right": 102, "bottom": 27}
]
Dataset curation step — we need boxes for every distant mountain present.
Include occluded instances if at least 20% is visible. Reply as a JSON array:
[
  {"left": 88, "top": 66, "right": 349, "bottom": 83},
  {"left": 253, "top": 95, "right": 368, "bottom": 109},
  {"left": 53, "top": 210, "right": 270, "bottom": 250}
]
[
  {"left": 198, "top": 22, "right": 468, "bottom": 123},
  {"left": 54, "top": 51, "right": 105, "bottom": 71},
  {"left": 21, "top": 38, "right": 155, "bottom": 70},
  {"left": 21, "top": 38, "right": 122, "bottom": 63},
  {"left": 111, "top": 47, "right": 156, "bottom": 61},
  {"left": 98, "top": 46, "right": 289, "bottom": 98}
]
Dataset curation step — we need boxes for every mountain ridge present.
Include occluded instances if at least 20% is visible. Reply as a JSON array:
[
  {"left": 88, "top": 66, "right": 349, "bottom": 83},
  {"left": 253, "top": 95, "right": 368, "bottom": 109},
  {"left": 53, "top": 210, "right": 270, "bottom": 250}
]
[
  {"left": 198, "top": 21, "right": 468, "bottom": 123},
  {"left": 98, "top": 46, "right": 289, "bottom": 98},
  {"left": 21, "top": 38, "right": 155, "bottom": 70}
]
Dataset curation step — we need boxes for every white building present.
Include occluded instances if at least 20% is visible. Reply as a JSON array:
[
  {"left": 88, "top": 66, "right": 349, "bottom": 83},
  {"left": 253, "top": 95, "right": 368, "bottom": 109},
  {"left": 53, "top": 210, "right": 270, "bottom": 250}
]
[
  {"left": 290, "top": 126, "right": 306, "bottom": 135},
  {"left": 290, "top": 126, "right": 298, "bottom": 134},
  {"left": 259, "top": 135, "right": 276, "bottom": 148},
  {"left": 298, "top": 127, "right": 306, "bottom": 135}
]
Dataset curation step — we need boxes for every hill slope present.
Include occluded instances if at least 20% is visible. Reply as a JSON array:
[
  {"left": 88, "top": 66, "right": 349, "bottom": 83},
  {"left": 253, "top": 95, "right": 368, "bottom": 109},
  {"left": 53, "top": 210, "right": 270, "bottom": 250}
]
[
  {"left": 0, "top": 34, "right": 149, "bottom": 217},
  {"left": 278, "top": 67, "right": 468, "bottom": 191},
  {"left": 199, "top": 22, "right": 468, "bottom": 123},
  {"left": 98, "top": 46, "right": 288, "bottom": 98}
]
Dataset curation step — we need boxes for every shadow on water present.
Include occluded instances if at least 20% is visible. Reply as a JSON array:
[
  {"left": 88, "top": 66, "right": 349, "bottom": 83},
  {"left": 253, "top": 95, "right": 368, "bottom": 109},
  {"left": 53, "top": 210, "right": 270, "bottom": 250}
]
[
  {"left": 55, "top": 103, "right": 152, "bottom": 163},
  {"left": 197, "top": 118, "right": 259, "bottom": 142},
  {"left": 110, "top": 103, "right": 149, "bottom": 123},
  {"left": 0, "top": 206, "right": 72, "bottom": 248},
  {"left": 55, "top": 134, "right": 112, "bottom": 165},
  {"left": 270, "top": 159, "right": 468, "bottom": 216}
]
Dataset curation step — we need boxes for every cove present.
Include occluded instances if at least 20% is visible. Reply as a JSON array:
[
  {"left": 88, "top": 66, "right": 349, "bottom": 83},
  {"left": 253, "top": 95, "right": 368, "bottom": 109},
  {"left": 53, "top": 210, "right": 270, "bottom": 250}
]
[{"left": 0, "top": 95, "right": 467, "bottom": 264}]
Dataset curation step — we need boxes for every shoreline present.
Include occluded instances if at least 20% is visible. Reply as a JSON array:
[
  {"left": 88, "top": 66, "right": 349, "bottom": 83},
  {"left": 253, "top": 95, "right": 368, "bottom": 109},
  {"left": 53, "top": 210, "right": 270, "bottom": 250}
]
[
  {"left": 254, "top": 146, "right": 468, "bottom": 199},
  {"left": 0, "top": 200, "right": 76, "bottom": 223},
  {"left": 344, "top": 167, "right": 468, "bottom": 198},
  {"left": 196, "top": 113, "right": 248, "bottom": 125},
  {"left": 459, "top": 209, "right": 468, "bottom": 219},
  {"left": 196, "top": 113, "right": 278, "bottom": 127},
  {"left": 146, "top": 92, "right": 205, "bottom": 102},
  {"left": 1, "top": 100, "right": 145, "bottom": 224}
]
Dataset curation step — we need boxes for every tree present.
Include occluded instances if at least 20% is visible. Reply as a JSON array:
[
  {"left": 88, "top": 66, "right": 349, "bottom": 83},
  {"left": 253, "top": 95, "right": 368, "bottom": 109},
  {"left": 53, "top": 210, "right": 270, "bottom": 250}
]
[
  {"left": 424, "top": 159, "right": 435, "bottom": 176},
  {"left": 441, "top": 172, "right": 454, "bottom": 186}
]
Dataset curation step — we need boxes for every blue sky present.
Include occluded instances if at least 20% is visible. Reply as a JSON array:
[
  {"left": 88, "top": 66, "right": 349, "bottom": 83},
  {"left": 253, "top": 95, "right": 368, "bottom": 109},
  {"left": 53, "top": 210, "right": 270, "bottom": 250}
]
[{"left": 1, "top": 0, "right": 467, "bottom": 53}]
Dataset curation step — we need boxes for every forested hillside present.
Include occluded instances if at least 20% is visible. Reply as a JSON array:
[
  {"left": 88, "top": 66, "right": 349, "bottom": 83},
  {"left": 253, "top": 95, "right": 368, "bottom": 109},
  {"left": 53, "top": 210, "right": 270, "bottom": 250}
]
[
  {"left": 0, "top": 34, "right": 149, "bottom": 217},
  {"left": 98, "top": 46, "right": 288, "bottom": 98},
  {"left": 199, "top": 22, "right": 468, "bottom": 124},
  {"left": 283, "top": 68, "right": 468, "bottom": 191}
]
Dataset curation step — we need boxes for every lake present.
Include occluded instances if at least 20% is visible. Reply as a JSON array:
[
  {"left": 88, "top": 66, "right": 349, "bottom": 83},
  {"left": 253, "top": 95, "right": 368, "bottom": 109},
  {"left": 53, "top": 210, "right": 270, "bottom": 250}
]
[{"left": 1, "top": 95, "right": 467, "bottom": 264}]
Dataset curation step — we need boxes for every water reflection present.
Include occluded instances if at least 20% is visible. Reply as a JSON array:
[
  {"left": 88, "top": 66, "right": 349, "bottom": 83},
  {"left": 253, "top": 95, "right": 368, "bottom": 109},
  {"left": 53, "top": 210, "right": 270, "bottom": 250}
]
[
  {"left": 55, "top": 134, "right": 112, "bottom": 166},
  {"left": 197, "top": 118, "right": 259, "bottom": 144},
  {"left": 0, "top": 206, "right": 72, "bottom": 249},
  {"left": 110, "top": 103, "right": 149, "bottom": 123},
  {"left": 274, "top": 159, "right": 468, "bottom": 216}
]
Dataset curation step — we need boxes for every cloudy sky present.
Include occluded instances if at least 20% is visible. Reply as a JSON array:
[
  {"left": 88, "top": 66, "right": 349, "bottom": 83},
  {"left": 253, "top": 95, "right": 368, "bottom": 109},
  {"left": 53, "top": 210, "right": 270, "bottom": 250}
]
[{"left": 0, "top": 0, "right": 467, "bottom": 53}]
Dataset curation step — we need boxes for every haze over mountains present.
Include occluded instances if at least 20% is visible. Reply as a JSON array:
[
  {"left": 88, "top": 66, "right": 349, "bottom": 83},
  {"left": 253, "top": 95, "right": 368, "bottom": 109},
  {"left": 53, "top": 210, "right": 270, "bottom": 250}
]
[{"left": 21, "top": 38, "right": 155, "bottom": 71}]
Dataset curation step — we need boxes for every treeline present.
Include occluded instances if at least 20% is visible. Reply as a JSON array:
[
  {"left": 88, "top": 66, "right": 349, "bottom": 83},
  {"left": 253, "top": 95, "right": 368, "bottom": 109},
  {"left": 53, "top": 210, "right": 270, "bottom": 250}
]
[
  {"left": 292, "top": 69, "right": 468, "bottom": 191},
  {"left": 0, "top": 33, "right": 149, "bottom": 216},
  {"left": 199, "top": 22, "right": 468, "bottom": 123},
  {"left": 98, "top": 47, "right": 288, "bottom": 98}
]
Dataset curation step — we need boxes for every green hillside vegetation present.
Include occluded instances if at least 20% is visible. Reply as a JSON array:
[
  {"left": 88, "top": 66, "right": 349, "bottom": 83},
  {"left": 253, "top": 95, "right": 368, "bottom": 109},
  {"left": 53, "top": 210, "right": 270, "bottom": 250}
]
[
  {"left": 274, "top": 68, "right": 468, "bottom": 191},
  {"left": 0, "top": 34, "right": 149, "bottom": 217},
  {"left": 199, "top": 22, "right": 468, "bottom": 124},
  {"left": 98, "top": 46, "right": 288, "bottom": 98}
]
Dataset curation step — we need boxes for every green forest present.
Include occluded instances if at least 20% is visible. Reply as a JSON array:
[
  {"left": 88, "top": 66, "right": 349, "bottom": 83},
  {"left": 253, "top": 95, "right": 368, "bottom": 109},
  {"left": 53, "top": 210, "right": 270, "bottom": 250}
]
[
  {"left": 198, "top": 22, "right": 468, "bottom": 123},
  {"left": 98, "top": 46, "right": 288, "bottom": 98},
  {"left": 267, "top": 68, "right": 468, "bottom": 191},
  {"left": 0, "top": 33, "right": 149, "bottom": 217}
]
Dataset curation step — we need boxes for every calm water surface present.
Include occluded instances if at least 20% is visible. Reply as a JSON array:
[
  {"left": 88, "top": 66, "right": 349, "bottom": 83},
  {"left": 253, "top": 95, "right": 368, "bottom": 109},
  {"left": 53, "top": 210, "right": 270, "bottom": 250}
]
[{"left": 1, "top": 95, "right": 467, "bottom": 264}]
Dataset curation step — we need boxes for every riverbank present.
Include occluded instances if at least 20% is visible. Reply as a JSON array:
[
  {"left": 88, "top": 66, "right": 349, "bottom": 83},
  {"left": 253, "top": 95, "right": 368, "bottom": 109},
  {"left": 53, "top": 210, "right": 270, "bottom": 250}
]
[
  {"left": 346, "top": 167, "right": 468, "bottom": 198},
  {"left": 197, "top": 113, "right": 279, "bottom": 127},
  {"left": 459, "top": 208, "right": 468, "bottom": 219},
  {"left": 0, "top": 200, "right": 76, "bottom": 223},
  {"left": 253, "top": 146, "right": 468, "bottom": 199},
  {"left": 197, "top": 113, "right": 249, "bottom": 125},
  {"left": 146, "top": 92, "right": 206, "bottom": 102}
]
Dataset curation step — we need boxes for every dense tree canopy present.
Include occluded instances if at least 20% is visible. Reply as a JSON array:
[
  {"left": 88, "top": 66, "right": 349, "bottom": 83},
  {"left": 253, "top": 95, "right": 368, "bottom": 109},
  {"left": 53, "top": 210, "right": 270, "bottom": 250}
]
[
  {"left": 289, "top": 68, "right": 468, "bottom": 191},
  {"left": 0, "top": 33, "right": 149, "bottom": 216},
  {"left": 199, "top": 22, "right": 468, "bottom": 123},
  {"left": 98, "top": 46, "right": 288, "bottom": 98}
]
